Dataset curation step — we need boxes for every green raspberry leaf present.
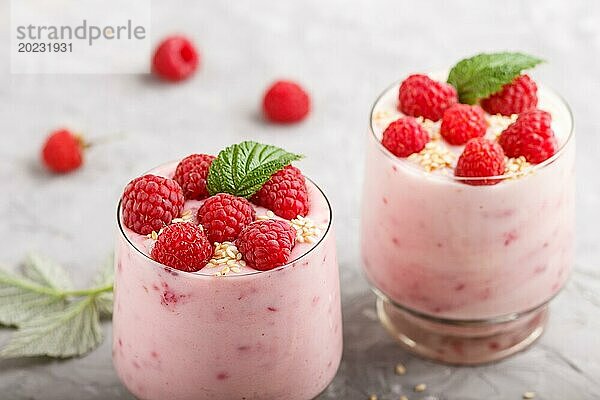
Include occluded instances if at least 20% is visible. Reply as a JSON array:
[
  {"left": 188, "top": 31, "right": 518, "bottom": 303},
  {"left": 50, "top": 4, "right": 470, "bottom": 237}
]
[
  {"left": 92, "top": 256, "right": 115, "bottom": 317},
  {"left": 0, "top": 254, "right": 114, "bottom": 358},
  {"left": 207, "top": 141, "right": 303, "bottom": 198},
  {"left": 447, "top": 52, "right": 544, "bottom": 104},
  {"left": 0, "top": 254, "right": 74, "bottom": 327},
  {"left": 0, "top": 297, "right": 103, "bottom": 359}
]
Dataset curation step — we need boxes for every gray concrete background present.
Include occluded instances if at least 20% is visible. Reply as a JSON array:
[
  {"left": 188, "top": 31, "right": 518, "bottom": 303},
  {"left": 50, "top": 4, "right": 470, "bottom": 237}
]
[{"left": 1, "top": 1, "right": 599, "bottom": 399}]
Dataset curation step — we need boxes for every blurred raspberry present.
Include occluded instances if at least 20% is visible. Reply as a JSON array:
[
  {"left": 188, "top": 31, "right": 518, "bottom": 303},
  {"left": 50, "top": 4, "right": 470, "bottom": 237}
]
[
  {"left": 481, "top": 74, "right": 538, "bottom": 116},
  {"left": 398, "top": 74, "right": 458, "bottom": 121},
  {"left": 498, "top": 109, "right": 557, "bottom": 164},
  {"left": 440, "top": 104, "right": 488, "bottom": 145},
  {"left": 262, "top": 80, "right": 310, "bottom": 123},
  {"left": 41, "top": 129, "right": 84, "bottom": 174},
  {"left": 152, "top": 36, "right": 199, "bottom": 82},
  {"left": 381, "top": 117, "right": 429, "bottom": 157},
  {"left": 455, "top": 138, "right": 506, "bottom": 186}
]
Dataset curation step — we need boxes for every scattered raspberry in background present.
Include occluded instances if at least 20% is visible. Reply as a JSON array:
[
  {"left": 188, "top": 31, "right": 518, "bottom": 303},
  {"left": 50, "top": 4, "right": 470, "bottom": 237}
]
[
  {"left": 150, "top": 223, "right": 213, "bottom": 272},
  {"left": 152, "top": 36, "right": 199, "bottom": 82},
  {"left": 121, "top": 174, "right": 185, "bottom": 235},
  {"left": 173, "top": 154, "right": 215, "bottom": 200},
  {"left": 197, "top": 193, "right": 256, "bottom": 243},
  {"left": 398, "top": 74, "right": 458, "bottom": 121},
  {"left": 498, "top": 109, "right": 557, "bottom": 164},
  {"left": 381, "top": 117, "right": 430, "bottom": 157},
  {"left": 262, "top": 80, "right": 310, "bottom": 123},
  {"left": 236, "top": 219, "right": 296, "bottom": 271},
  {"left": 440, "top": 104, "right": 488, "bottom": 145},
  {"left": 480, "top": 74, "right": 538, "bottom": 116},
  {"left": 252, "top": 165, "right": 309, "bottom": 220},
  {"left": 41, "top": 129, "right": 85, "bottom": 174},
  {"left": 455, "top": 137, "right": 506, "bottom": 186}
]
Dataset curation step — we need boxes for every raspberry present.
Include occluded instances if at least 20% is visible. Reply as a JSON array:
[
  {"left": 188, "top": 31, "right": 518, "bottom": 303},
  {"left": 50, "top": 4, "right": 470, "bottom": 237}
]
[
  {"left": 440, "top": 104, "right": 488, "bottom": 145},
  {"left": 480, "top": 74, "right": 538, "bottom": 116},
  {"left": 498, "top": 109, "right": 557, "bottom": 164},
  {"left": 455, "top": 138, "right": 506, "bottom": 186},
  {"left": 121, "top": 174, "right": 185, "bottom": 235},
  {"left": 236, "top": 220, "right": 296, "bottom": 271},
  {"left": 152, "top": 36, "right": 199, "bottom": 82},
  {"left": 398, "top": 74, "right": 458, "bottom": 121},
  {"left": 252, "top": 165, "right": 309, "bottom": 220},
  {"left": 173, "top": 154, "right": 215, "bottom": 200},
  {"left": 381, "top": 117, "right": 429, "bottom": 157},
  {"left": 150, "top": 223, "right": 213, "bottom": 272},
  {"left": 197, "top": 194, "right": 256, "bottom": 243},
  {"left": 262, "top": 80, "right": 310, "bottom": 123},
  {"left": 41, "top": 129, "right": 84, "bottom": 174}
]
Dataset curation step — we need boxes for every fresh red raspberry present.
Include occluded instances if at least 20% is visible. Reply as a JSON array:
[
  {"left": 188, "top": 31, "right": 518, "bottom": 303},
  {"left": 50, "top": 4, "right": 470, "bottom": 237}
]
[
  {"left": 455, "top": 138, "right": 506, "bottom": 186},
  {"left": 197, "top": 194, "right": 256, "bottom": 243},
  {"left": 252, "top": 165, "right": 309, "bottom": 220},
  {"left": 150, "top": 223, "right": 213, "bottom": 272},
  {"left": 381, "top": 117, "right": 430, "bottom": 157},
  {"left": 440, "top": 104, "right": 488, "bottom": 145},
  {"left": 173, "top": 154, "right": 215, "bottom": 200},
  {"left": 498, "top": 109, "right": 557, "bottom": 164},
  {"left": 152, "top": 36, "right": 199, "bottom": 82},
  {"left": 480, "top": 74, "right": 538, "bottom": 116},
  {"left": 121, "top": 174, "right": 185, "bottom": 235},
  {"left": 41, "top": 129, "right": 84, "bottom": 174},
  {"left": 236, "top": 220, "right": 296, "bottom": 271},
  {"left": 398, "top": 74, "right": 458, "bottom": 121},
  {"left": 262, "top": 80, "right": 310, "bottom": 123}
]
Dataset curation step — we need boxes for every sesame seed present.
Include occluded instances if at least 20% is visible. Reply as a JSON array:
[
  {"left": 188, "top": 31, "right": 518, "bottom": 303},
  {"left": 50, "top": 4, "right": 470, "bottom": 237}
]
[
  {"left": 399, "top": 396, "right": 408, "bottom": 400},
  {"left": 414, "top": 383, "right": 426, "bottom": 392},
  {"left": 523, "top": 392, "right": 536, "bottom": 399},
  {"left": 368, "top": 395, "right": 378, "bottom": 400},
  {"left": 394, "top": 363, "right": 407, "bottom": 375}
]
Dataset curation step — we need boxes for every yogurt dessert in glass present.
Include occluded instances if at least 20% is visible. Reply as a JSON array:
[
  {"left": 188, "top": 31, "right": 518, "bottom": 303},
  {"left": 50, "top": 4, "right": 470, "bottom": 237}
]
[
  {"left": 361, "top": 53, "right": 575, "bottom": 364},
  {"left": 113, "top": 142, "right": 342, "bottom": 399}
]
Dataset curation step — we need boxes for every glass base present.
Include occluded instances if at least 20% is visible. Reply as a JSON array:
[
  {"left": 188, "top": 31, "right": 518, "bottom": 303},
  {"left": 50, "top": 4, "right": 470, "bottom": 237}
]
[{"left": 376, "top": 297, "right": 548, "bottom": 365}]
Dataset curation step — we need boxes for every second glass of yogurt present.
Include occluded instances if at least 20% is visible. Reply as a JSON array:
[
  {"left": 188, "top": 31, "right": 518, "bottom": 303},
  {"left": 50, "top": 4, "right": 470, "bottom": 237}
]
[
  {"left": 361, "top": 63, "right": 575, "bottom": 364},
  {"left": 113, "top": 143, "right": 342, "bottom": 399}
]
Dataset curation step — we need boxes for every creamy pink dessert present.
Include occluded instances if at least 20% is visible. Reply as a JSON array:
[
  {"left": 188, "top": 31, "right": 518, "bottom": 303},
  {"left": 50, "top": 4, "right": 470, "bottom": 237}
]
[
  {"left": 113, "top": 149, "right": 342, "bottom": 399},
  {"left": 361, "top": 63, "right": 575, "bottom": 363}
]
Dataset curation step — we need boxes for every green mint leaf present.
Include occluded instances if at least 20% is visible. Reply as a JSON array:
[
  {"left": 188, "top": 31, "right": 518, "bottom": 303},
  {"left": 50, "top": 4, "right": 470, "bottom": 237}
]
[
  {"left": 447, "top": 52, "right": 544, "bottom": 104},
  {"left": 207, "top": 141, "right": 303, "bottom": 198},
  {"left": 0, "top": 268, "right": 68, "bottom": 327},
  {"left": 0, "top": 297, "right": 103, "bottom": 359}
]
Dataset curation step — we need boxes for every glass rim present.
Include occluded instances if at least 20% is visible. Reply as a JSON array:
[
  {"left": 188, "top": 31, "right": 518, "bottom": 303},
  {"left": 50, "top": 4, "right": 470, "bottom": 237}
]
[
  {"left": 368, "top": 79, "right": 575, "bottom": 182},
  {"left": 116, "top": 162, "right": 333, "bottom": 279}
]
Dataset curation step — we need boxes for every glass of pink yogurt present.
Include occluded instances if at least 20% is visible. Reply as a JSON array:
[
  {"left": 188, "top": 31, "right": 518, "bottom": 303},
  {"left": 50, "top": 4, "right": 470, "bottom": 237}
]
[
  {"left": 113, "top": 154, "right": 342, "bottom": 399},
  {"left": 361, "top": 72, "right": 575, "bottom": 364}
]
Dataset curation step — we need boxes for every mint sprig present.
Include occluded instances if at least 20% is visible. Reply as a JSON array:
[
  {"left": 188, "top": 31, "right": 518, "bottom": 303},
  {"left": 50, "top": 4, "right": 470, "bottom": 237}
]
[
  {"left": 0, "top": 254, "right": 113, "bottom": 359},
  {"left": 207, "top": 141, "right": 303, "bottom": 198},
  {"left": 447, "top": 52, "right": 544, "bottom": 104}
]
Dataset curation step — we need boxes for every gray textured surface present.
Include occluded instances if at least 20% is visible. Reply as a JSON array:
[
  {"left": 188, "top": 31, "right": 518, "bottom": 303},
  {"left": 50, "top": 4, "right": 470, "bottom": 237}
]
[{"left": 1, "top": 1, "right": 600, "bottom": 399}]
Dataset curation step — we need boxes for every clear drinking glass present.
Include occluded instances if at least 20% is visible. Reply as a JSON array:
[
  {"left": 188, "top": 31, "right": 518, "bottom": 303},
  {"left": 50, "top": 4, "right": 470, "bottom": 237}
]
[
  {"left": 112, "top": 174, "right": 342, "bottom": 399},
  {"left": 360, "top": 81, "right": 575, "bottom": 364}
]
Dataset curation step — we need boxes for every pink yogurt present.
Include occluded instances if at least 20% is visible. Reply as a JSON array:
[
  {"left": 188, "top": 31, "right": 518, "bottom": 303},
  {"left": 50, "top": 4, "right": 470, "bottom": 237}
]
[
  {"left": 113, "top": 161, "right": 342, "bottom": 400},
  {"left": 361, "top": 80, "right": 575, "bottom": 321}
]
